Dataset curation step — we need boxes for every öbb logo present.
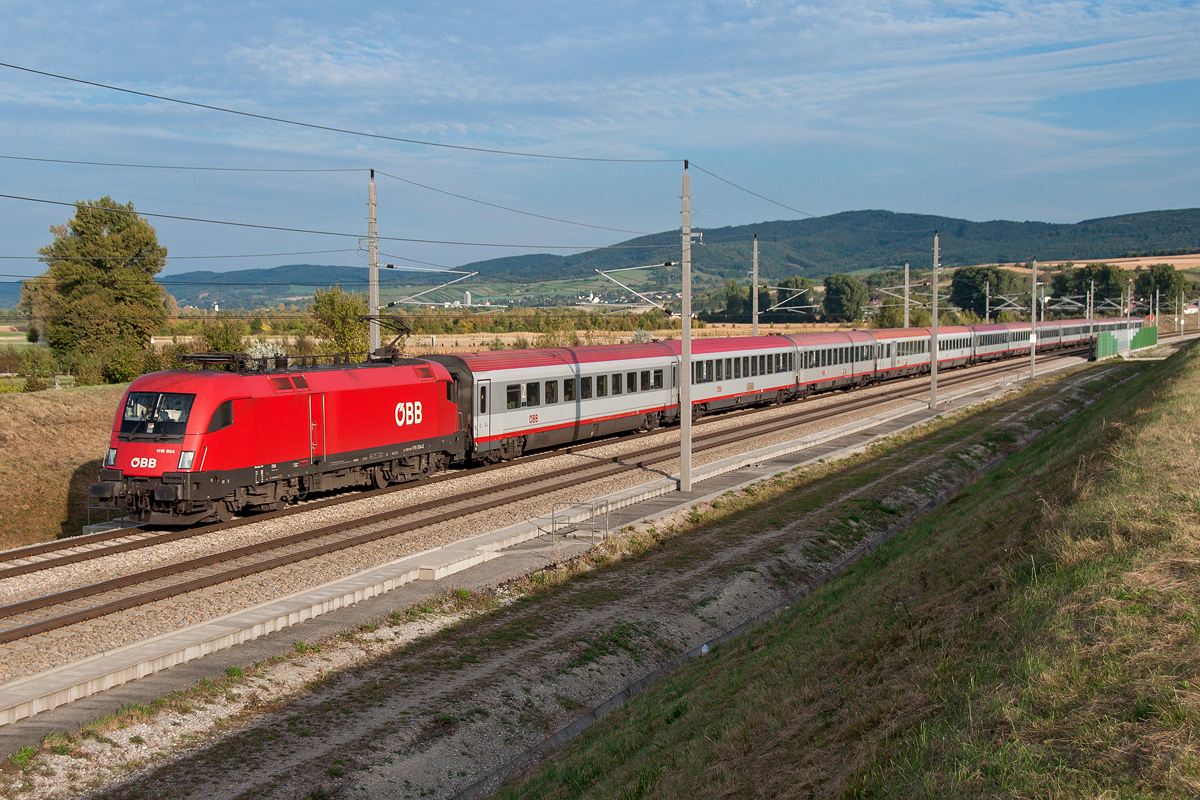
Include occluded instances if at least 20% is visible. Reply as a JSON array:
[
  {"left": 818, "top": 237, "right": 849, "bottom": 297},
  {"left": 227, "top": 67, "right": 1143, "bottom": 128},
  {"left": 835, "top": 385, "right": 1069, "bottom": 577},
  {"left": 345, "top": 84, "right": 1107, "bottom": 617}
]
[
  {"left": 130, "top": 457, "right": 157, "bottom": 469},
  {"left": 395, "top": 401, "right": 423, "bottom": 427}
]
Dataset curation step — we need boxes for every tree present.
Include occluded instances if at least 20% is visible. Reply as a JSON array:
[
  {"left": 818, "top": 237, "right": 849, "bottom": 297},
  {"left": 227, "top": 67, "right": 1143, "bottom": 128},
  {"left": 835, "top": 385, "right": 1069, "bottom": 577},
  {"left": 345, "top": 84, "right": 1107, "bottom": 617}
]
[
  {"left": 1050, "top": 263, "right": 1127, "bottom": 312},
  {"left": 949, "top": 266, "right": 1022, "bottom": 319},
  {"left": 30, "top": 198, "right": 168, "bottom": 360},
  {"left": 822, "top": 274, "right": 869, "bottom": 323},
  {"left": 311, "top": 286, "right": 369, "bottom": 357},
  {"left": 1134, "top": 264, "right": 1188, "bottom": 309},
  {"left": 723, "top": 280, "right": 748, "bottom": 315}
]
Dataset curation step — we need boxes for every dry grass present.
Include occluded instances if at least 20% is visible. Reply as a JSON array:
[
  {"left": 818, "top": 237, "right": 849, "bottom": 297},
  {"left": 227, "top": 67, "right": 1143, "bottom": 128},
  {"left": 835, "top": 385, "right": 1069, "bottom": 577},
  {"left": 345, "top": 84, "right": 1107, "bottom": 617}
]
[
  {"left": 496, "top": 347, "right": 1200, "bottom": 799},
  {"left": 0, "top": 383, "right": 127, "bottom": 549}
]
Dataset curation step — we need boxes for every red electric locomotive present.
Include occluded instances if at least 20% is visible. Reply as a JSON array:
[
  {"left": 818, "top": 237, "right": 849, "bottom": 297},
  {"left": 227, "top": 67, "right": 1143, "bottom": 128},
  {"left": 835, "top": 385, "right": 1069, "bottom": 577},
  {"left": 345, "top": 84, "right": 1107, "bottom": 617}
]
[{"left": 90, "top": 356, "right": 465, "bottom": 525}]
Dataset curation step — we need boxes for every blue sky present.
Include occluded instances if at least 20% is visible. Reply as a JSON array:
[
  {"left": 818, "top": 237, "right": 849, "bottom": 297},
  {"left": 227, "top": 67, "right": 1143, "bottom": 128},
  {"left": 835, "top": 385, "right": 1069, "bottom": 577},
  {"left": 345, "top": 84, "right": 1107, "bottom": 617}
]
[{"left": 1, "top": 0, "right": 1198, "bottom": 281}]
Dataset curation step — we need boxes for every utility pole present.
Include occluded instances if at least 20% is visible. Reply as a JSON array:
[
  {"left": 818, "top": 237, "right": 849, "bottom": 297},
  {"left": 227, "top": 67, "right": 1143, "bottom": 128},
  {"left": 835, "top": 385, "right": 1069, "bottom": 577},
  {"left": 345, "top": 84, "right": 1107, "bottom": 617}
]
[
  {"left": 368, "top": 170, "right": 380, "bottom": 354},
  {"left": 930, "top": 233, "right": 939, "bottom": 411},
  {"left": 752, "top": 234, "right": 759, "bottom": 336},
  {"left": 985, "top": 279, "right": 990, "bottom": 323},
  {"left": 1030, "top": 259, "right": 1038, "bottom": 379},
  {"left": 680, "top": 162, "right": 693, "bottom": 493},
  {"left": 904, "top": 261, "right": 910, "bottom": 328}
]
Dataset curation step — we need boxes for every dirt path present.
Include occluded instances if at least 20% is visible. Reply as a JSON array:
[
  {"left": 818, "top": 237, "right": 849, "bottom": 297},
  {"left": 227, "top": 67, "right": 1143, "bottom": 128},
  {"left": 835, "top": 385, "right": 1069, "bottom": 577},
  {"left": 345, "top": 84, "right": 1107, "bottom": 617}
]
[{"left": 1, "top": 364, "right": 1128, "bottom": 800}]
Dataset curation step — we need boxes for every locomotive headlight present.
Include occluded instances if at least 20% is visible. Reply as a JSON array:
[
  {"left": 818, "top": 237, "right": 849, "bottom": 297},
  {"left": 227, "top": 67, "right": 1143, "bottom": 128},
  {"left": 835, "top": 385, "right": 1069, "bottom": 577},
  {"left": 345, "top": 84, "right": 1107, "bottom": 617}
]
[
  {"left": 105, "top": 447, "right": 118, "bottom": 468},
  {"left": 177, "top": 451, "right": 196, "bottom": 470}
]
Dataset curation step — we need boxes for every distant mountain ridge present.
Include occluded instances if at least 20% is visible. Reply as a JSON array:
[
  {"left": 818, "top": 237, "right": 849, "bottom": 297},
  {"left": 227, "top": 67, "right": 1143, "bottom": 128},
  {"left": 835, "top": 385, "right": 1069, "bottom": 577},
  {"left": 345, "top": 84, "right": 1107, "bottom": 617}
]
[{"left": 2, "top": 208, "right": 1197, "bottom": 310}]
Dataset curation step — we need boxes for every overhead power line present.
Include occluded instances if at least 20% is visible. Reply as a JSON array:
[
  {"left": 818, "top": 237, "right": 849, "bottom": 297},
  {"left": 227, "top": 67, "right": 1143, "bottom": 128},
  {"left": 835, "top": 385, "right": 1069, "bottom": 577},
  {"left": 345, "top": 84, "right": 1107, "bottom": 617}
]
[
  {"left": 0, "top": 154, "right": 363, "bottom": 173},
  {"left": 0, "top": 192, "right": 658, "bottom": 250},
  {"left": 374, "top": 171, "right": 651, "bottom": 236},
  {"left": 0, "top": 62, "right": 676, "bottom": 164}
]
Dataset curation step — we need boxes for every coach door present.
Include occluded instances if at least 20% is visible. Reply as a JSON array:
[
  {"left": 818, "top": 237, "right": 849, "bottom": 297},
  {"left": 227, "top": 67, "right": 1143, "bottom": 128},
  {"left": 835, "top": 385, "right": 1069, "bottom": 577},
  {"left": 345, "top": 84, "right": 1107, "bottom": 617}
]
[
  {"left": 476, "top": 379, "right": 492, "bottom": 442},
  {"left": 309, "top": 394, "right": 326, "bottom": 464}
]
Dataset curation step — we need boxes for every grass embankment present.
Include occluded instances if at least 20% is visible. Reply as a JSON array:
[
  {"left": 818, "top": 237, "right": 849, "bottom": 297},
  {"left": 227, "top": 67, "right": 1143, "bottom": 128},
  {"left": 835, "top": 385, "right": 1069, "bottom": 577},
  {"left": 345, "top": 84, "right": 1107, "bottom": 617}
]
[
  {"left": 0, "top": 383, "right": 127, "bottom": 548},
  {"left": 498, "top": 345, "right": 1200, "bottom": 798}
]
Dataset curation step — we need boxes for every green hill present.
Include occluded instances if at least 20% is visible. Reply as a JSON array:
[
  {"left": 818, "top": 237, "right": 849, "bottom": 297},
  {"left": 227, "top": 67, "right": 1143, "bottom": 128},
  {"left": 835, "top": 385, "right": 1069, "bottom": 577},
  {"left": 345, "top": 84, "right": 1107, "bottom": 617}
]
[{"left": 3, "top": 208, "right": 1197, "bottom": 311}]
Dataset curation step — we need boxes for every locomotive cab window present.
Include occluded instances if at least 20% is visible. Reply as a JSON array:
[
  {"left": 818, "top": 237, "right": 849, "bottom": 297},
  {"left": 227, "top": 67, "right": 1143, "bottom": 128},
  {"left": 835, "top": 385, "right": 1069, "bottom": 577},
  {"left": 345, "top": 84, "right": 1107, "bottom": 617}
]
[{"left": 120, "top": 392, "right": 196, "bottom": 439}]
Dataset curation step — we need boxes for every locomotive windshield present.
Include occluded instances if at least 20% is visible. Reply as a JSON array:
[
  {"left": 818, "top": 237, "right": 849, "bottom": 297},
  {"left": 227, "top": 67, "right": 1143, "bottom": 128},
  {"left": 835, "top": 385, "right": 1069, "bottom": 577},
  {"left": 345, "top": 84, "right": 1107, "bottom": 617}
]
[{"left": 120, "top": 392, "right": 196, "bottom": 439}]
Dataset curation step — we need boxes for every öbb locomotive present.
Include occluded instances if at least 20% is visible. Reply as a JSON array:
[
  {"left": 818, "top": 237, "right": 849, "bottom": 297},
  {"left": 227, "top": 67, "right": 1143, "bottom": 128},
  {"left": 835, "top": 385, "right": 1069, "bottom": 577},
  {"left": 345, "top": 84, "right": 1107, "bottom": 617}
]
[{"left": 90, "top": 317, "right": 1143, "bottom": 525}]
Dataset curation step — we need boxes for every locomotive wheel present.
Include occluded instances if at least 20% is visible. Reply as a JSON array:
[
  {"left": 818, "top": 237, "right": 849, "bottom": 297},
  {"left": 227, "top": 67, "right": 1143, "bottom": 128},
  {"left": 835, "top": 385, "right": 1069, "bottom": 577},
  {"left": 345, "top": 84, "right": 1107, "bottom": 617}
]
[
  {"left": 212, "top": 500, "right": 233, "bottom": 523},
  {"left": 372, "top": 467, "right": 389, "bottom": 489}
]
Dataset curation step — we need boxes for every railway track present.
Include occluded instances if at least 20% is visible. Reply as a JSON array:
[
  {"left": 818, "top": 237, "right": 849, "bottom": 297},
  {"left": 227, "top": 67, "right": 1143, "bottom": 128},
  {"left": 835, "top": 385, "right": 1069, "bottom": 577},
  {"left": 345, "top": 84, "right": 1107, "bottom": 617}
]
[{"left": 0, "top": 350, "right": 1084, "bottom": 646}]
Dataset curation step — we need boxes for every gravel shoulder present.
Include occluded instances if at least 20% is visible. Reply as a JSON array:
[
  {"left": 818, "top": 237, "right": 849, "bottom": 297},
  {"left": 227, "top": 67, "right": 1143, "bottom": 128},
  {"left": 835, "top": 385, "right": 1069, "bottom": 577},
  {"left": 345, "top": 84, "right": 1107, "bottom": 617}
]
[{"left": 0, "top": 361, "right": 1128, "bottom": 800}]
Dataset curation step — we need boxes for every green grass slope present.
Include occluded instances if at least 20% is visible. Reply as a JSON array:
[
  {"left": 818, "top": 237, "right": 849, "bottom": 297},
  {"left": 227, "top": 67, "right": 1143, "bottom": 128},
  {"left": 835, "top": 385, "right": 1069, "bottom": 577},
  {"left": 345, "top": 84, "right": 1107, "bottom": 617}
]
[{"left": 496, "top": 346, "right": 1200, "bottom": 799}]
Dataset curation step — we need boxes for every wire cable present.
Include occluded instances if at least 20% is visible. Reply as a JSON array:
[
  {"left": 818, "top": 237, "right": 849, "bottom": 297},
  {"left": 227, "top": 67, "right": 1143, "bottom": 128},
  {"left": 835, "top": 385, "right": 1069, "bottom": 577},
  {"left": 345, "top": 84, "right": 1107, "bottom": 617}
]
[
  {"left": 0, "top": 192, "right": 650, "bottom": 250},
  {"left": 374, "top": 170, "right": 652, "bottom": 235},
  {"left": 0, "top": 62, "right": 678, "bottom": 164}
]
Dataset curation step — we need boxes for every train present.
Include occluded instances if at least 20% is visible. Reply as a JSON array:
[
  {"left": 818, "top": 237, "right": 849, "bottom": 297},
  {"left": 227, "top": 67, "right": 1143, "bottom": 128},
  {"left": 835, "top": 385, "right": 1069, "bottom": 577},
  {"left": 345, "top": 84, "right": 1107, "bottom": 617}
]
[{"left": 89, "top": 316, "right": 1146, "bottom": 525}]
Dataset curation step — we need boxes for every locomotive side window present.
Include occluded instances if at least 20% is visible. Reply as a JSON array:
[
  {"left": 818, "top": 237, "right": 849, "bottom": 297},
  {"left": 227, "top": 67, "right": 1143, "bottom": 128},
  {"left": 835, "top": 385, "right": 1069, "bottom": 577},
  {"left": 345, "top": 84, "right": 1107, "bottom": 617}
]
[
  {"left": 564, "top": 378, "right": 576, "bottom": 402},
  {"left": 545, "top": 380, "right": 558, "bottom": 404},
  {"left": 292, "top": 375, "right": 309, "bottom": 389},
  {"left": 611, "top": 373, "right": 622, "bottom": 395},
  {"left": 597, "top": 375, "right": 607, "bottom": 397},
  {"left": 269, "top": 376, "right": 293, "bottom": 391},
  {"left": 527, "top": 382, "right": 540, "bottom": 407},
  {"left": 207, "top": 400, "right": 234, "bottom": 434},
  {"left": 580, "top": 377, "right": 592, "bottom": 400},
  {"left": 506, "top": 385, "right": 521, "bottom": 410}
]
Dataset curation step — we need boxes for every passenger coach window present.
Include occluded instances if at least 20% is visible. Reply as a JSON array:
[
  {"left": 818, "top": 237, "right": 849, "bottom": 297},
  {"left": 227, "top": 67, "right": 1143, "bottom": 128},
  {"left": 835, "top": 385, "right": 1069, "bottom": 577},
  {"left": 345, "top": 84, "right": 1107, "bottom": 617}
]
[
  {"left": 653, "top": 369, "right": 664, "bottom": 390},
  {"left": 597, "top": 375, "right": 607, "bottom": 397},
  {"left": 527, "top": 382, "right": 540, "bottom": 407},
  {"left": 507, "top": 385, "right": 521, "bottom": 410},
  {"left": 612, "top": 374, "right": 622, "bottom": 395},
  {"left": 480, "top": 387, "right": 487, "bottom": 414},
  {"left": 545, "top": 380, "right": 558, "bottom": 404},
  {"left": 641, "top": 370, "right": 651, "bottom": 391},
  {"left": 627, "top": 372, "right": 637, "bottom": 393},
  {"left": 734, "top": 358, "right": 742, "bottom": 379},
  {"left": 581, "top": 377, "right": 592, "bottom": 400},
  {"left": 564, "top": 378, "right": 576, "bottom": 402},
  {"left": 716, "top": 359, "right": 723, "bottom": 381}
]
